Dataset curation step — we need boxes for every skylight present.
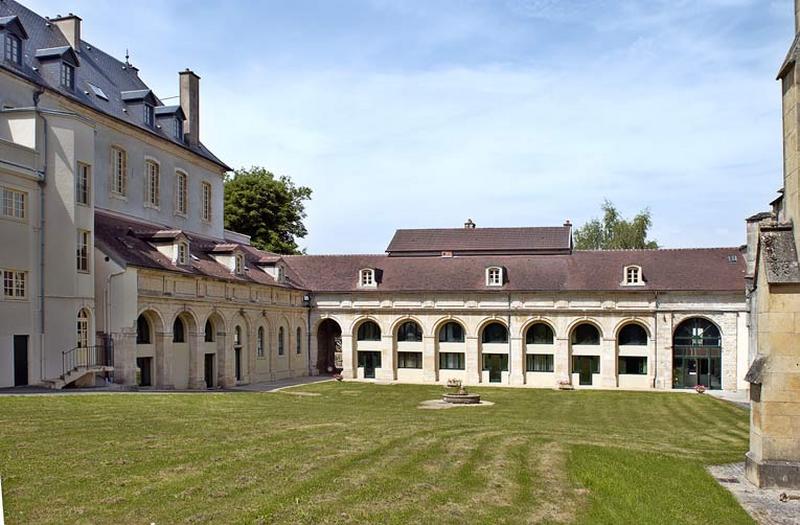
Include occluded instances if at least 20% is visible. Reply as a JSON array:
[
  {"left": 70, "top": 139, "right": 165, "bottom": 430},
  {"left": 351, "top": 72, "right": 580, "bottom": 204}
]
[{"left": 87, "top": 82, "right": 108, "bottom": 101}]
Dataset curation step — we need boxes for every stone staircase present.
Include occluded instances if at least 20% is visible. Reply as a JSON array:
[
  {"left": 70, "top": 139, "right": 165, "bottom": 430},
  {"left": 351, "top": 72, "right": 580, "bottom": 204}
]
[
  {"left": 43, "top": 343, "right": 114, "bottom": 390},
  {"left": 42, "top": 365, "right": 114, "bottom": 390}
]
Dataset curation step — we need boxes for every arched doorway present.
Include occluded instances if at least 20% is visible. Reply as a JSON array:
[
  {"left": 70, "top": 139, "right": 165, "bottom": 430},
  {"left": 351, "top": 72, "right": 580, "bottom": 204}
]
[
  {"left": 317, "top": 319, "right": 342, "bottom": 375},
  {"left": 673, "top": 318, "right": 722, "bottom": 390}
]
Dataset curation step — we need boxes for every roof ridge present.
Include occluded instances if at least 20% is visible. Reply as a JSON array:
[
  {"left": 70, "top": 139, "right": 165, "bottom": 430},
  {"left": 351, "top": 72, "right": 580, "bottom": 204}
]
[{"left": 575, "top": 247, "right": 742, "bottom": 253}]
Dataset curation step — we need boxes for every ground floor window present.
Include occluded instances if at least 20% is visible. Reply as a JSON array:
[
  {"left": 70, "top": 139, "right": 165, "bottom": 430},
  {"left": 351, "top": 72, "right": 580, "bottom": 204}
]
[
  {"left": 398, "top": 351, "right": 422, "bottom": 369},
  {"left": 526, "top": 354, "right": 554, "bottom": 372},
  {"left": 482, "top": 354, "right": 509, "bottom": 371},
  {"left": 439, "top": 352, "right": 465, "bottom": 370},
  {"left": 673, "top": 347, "right": 721, "bottom": 390},
  {"left": 572, "top": 356, "right": 600, "bottom": 386},
  {"left": 619, "top": 356, "right": 647, "bottom": 375},
  {"left": 358, "top": 351, "right": 382, "bottom": 379}
]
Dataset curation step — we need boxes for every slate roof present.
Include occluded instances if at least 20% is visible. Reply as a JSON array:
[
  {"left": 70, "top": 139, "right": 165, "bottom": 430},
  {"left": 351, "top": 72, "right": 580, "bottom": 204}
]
[
  {"left": 386, "top": 226, "right": 572, "bottom": 256},
  {"left": 283, "top": 248, "right": 746, "bottom": 293},
  {"left": 0, "top": 0, "right": 229, "bottom": 170},
  {"left": 94, "top": 210, "right": 303, "bottom": 290}
]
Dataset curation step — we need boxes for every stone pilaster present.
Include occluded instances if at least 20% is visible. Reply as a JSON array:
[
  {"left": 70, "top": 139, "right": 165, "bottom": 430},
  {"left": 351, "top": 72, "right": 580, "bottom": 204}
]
[
  {"left": 113, "top": 330, "right": 136, "bottom": 386},
  {"left": 465, "top": 336, "right": 480, "bottom": 385},
  {"left": 341, "top": 334, "right": 356, "bottom": 379},
  {"left": 554, "top": 337, "right": 570, "bottom": 386},
  {"left": 600, "top": 337, "right": 617, "bottom": 388},
  {"left": 422, "top": 335, "right": 437, "bottom": 382},
  {"left": 378, "top": 335, "right": 395, "bottom": 381},
  {"left": 509, "top": 336, "right": 525, "bottom": 385},
  {"left": 187, "top": 330, "right": 205, "bottom": 389}
]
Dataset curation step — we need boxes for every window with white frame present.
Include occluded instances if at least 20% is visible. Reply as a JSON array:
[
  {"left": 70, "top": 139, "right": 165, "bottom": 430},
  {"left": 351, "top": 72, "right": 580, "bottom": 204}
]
[
  {"left": 4, "top": 34, "right": 21, "bottom": 65},
  {"left": 486, "top": 266, "right": 503, "bottom": 286},
  {"left": 2, "top": 186, "right": 26, "bottom": 220},
  {"left": 76, "top": 230, "right": 90, "bottom": 273},
  {"left": 623, "top": 265, "right": 643, "bottom": 286},
  {"left": 145, "top": 160, "right": 160, "bottom": 207},
  {"left": 176, "top": 241, "right": 189, "bottom": 265},
  {"left": 77, "top": 309, "right": 89, "bottom": 348},
  {"left": 201, "top": 182, "right": 212, "bottom": 222},
  {"left": 111, "top": 147, "right": 127, "bottom": 196},
  {"left": 2, "top": 269, "right": 26, "bottom": 299},
  {"left": 76, "top": 163, "right": 91, "bottom": 205},
  {"left": 175, "top": 171, "right": 187, "bottom": 215},
  {"left": 60, "top": 62, "right": 74, "bottom": 90},
  {"left": 360, "top": 268, "right": 375, "bottom": 287}
]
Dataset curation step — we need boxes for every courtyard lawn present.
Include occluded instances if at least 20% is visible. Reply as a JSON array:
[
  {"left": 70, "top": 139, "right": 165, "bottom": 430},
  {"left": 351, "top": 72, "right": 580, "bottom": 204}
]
[{"left": 0, "top": 383, "right": 751, "bottom": 525}]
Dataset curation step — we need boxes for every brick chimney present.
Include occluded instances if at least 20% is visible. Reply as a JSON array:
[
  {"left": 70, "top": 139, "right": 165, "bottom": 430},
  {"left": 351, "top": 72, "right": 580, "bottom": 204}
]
[
  {"left": 52, "top": 13, "right": 81, "bottom": 51},
  {"left": 179, "top": 69, "right": 200, "bottom": 148}
]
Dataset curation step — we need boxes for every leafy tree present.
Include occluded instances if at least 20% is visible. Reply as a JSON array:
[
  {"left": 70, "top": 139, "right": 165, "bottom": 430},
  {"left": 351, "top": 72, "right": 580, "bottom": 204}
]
[
  {"left": 573, "top": 200, "right": 658, "bottom": 250},
  {"left": 224, "top": 167, "right": 312, "bottom": 254}
]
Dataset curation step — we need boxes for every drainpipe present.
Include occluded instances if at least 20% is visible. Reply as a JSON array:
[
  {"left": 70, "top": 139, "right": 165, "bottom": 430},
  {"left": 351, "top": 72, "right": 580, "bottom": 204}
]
[
  {"left": 305, "top": 293, "right": 313, "bottom": 376},
  {"left": 653, "top": 291, "right": 659, "bottom": 389},
  {"left": 33, "top": 89, "right": 48, "bottom": 381},
  {"left": 508, "top": 292, "right": 512, "bottom": 385}
]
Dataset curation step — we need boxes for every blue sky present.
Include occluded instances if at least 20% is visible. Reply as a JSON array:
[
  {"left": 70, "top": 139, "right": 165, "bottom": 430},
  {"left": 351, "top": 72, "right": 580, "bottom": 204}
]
[{"left": 27, "top": 0, "right": 794, "bottom": 253}]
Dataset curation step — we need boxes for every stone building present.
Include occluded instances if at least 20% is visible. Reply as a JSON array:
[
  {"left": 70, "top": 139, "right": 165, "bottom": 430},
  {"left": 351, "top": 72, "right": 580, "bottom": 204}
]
[
  {"left": 743, "top": 0, "right": 800, "bottom": 490},
  {"left": 0, "top": 0, "right": 750, "bottom": 394}
]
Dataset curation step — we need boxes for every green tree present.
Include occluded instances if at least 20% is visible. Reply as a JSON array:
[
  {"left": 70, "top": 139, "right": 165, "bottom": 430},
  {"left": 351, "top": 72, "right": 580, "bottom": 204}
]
[
  {"left": 573, "top": 200, "right": 658, "bottom": 250},
  {"left": 224, "top": 167, "right": 312, "bottom": 254}
]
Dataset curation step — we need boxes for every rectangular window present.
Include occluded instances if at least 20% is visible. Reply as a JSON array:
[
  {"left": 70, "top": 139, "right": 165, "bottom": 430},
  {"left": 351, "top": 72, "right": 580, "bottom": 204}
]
[
  {"left": 201, "top": 182, "right": 212, "bottom": 222},
  {"left": 174, "top": 118, "right": 183, "bottom": 140},
  {"left": 619, "top": 356, "right": 647, "bottom": 375},
  {"left": 439, "top": 352, "right": 465, "bottom": 370},
  {"left": 482, "top": 354, "right": 509, "bottom": 371},
  {"left": 2, "top": 270, "right": 26, "bottom": 299},
  {"left": 526, "top": 354, "right": 554, "bottom": 372},
  {"left": 76, "top": 163, "right": 91, "bottom": 205},
  {"left": 398, "top": 352, "right": 422, "bottom": 369},
  {"left": 177, "top": 242, "right": 188, "bottom": 265},
  {"left": 4, "top": 34, "right": 21, "bottom": 65},
  {"left": 357, "top": 351, "right": 382, "bottom": 368},
  {"left": 175, "top": 171, "right": 187, "bottom": 215},
  {"left": 2, "top": 187, "right": 26, "bottom": 220},
  {"left": 145, "top": 160, "right": 160, "bottom": 207},
  {"left": 572, "top": 356, "right": 600, "bottom": 374},
  {"left": 111, "top": 147, "right": 127, "bottom": 196},
  {"left": 60, "top": 62, "right": 74, "bottom": 89},
  {"left": 144, "top": 104, "right": 154, "bottom": 127},
  {"left": 76, "top": 230, "right": 90, "bottom": 273},
  {"left": 487, "top": 267, "right": 502, "bottom": 286}
]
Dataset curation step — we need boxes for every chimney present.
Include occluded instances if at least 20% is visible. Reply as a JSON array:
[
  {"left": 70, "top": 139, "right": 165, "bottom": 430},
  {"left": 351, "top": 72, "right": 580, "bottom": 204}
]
[
  {"left": 464, "top": 218, "right": 476, "bottom": 230},
  {"left": 564, "top": 219, "right": 572, "bottom": 228},
  {"left": 52, "top": 13, "right": 81, "bottom": 51},
  {"left": 179, "top": 69, "right": 200, "bottom": 148}
]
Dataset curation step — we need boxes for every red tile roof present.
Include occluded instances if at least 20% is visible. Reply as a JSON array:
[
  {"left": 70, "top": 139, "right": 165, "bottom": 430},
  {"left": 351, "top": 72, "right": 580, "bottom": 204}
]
[
  {"left": 284, "top": 249, "right": 746, "bottom": 293},
  {"left": 94, "top": 210, "right": 304, "bottom": 290},
  {"left": 386, "top": 227, "right": 572, "bottom": 256}
]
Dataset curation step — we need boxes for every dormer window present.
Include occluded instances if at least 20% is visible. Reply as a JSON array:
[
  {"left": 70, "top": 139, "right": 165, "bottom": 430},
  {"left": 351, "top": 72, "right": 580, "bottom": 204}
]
[
  {"left": 60, "top": 62, "right": 74, "bottom": 89},
  {"left": 276, "top": 265, "right": 285, "bottom": 282},
  {"left": 360, "top": 268, "right": 376, "bottom": 288},
  {"left": 176, "top": 241, "right": 189, "bottom": 265},
  {"left": 623, "top": 265, "right": 644, "bottom": 286},
  {"left": 144, "top": 103, "right": 155, "bottom": 128},
  {"left": 4, "top": 34, "right": 21, "bottom": 65},
  {"left": 174, "top": 118, "right": 183, "bottom": 140},
  {"left": 486, "top": 266, "right": 503, "bottom": 287},
  {"left": 234, "top": 254, "right": 245, "bottom": 274}
]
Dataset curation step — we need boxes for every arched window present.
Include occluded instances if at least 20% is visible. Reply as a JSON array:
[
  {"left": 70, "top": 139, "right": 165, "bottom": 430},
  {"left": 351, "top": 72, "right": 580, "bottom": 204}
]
[
  {"left": 77, "top": 309, "right": 89, "bottom": 348},
  {"left": 438, "top": 322, "right": 464, "bottom": 343},
  {"left": 204, "top": 320, "right": 214, "bottom": 342},
  {"left": 618, "top": 324, "right": 647, "bottom": 346},
  {"left": 623, "top": 265, "right": 643, "bottom": 286},
  {"left": 173, "top": 317, "right": 185, "bottom": 343},
  {"left": 357, "top": 321, "right": 381, "bottom": 341},
  {"left": 234, "top": 326, "right": 242, "bottom": 346},
  {"left": 526, "top": 323, "right": 554, "bottom": 345},
  {"left": 486, "top": 266, "right": 503, "bottom": 286},
  {"left": 257, "top": 327, "right": 265, "bottom": 358},
  {"left": 397, "top": 321, "right": 422, "bottom": 342},
  {"left": 571, "top": 323, "right": 600, "bottom": 345},
  {"left": 278, "top": 327, "right": 285, "bottom": 355},
  {"left": 137, "top": 314, "right": 151, "bottom": 344},
  {"left": 674, "top": 318, "right": 721, "bottom": 348},
  {"left": 296, "top": 327, "right": 302, "bottom": 354},
  {"left": 359, "top": 268, "right": 376, "bottom": 287},
  {"left": 482, "top": 322, "right": 508, "bottom": 344}
]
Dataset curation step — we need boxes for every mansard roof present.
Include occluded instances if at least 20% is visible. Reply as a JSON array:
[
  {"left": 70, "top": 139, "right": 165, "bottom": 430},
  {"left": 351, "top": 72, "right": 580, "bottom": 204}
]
[
  {"left": 0, "top": 0, "right": 229, "bottom": 170},
  {"left": 386, "top": 226, "right": 572, "bottom": 256},
  {"left": 283, "top": 248, "right": 746, "bottom": 293},
  {"left": 93, "top": 210, "right": 303, "bottom": 290}
]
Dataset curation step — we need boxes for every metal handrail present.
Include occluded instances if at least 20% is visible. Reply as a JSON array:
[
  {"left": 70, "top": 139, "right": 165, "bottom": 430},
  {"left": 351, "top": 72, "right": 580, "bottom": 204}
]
[{"left": 62, "top": 340, "right": 114, "bottom": 376}]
